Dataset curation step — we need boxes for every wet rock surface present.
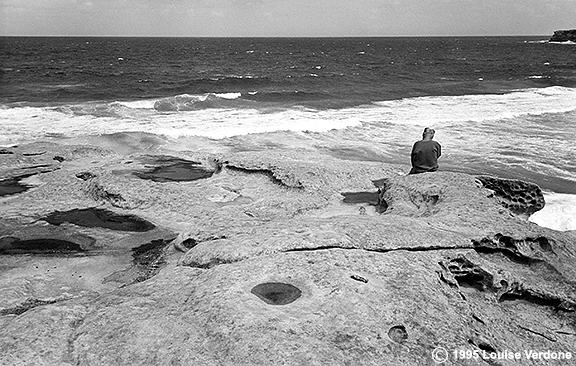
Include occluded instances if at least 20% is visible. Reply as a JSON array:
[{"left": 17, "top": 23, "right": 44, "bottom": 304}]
[
  {"left": 1, "top": 141, "right": 575, "bottom": 366},
  {"left": 118, "top": 237, "right": 173, "bottom": 285}
]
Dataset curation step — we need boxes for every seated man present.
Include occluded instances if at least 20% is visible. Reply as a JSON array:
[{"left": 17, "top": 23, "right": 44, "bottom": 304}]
[{"left": 409, "top": 127, "right": 441, "bottom": 174}]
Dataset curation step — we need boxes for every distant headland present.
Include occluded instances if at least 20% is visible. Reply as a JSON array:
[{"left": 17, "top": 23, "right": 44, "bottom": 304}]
[{"left": 549, "top": 29, "right": 576, "bottom": 42}]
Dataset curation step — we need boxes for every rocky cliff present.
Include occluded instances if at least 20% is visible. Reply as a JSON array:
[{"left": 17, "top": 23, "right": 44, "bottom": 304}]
[
  {"left": 1, "top": 140, "right": 575, "bottom": 365},
  {"left": 549, "top": 29, "right": 576, "bottom": 42}
]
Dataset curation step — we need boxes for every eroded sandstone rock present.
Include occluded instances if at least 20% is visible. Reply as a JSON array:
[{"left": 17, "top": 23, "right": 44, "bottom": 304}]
[
  {"left": 1, "top": 142, "right": 574, "bottom": 366},
  {"left": 476, "top": 175, "right": 545, "bottom": 217}
]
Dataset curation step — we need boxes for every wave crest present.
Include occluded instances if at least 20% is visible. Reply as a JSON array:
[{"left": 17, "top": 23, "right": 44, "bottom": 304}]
[
  {"left": 153, "top": 93, "right": 245, "bottom": 111},
  {"left": 53, "top": 103, "right": 135, "bottom": 118}
]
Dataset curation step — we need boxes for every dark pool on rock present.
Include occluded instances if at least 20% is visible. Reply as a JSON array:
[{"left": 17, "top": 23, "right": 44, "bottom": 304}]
[
  {"left": 41, "top": 208, "right": 155, "bottom": 232},
  {"left": 341, "top": 191, "right": 379, "bottom": 204},
  {"left": 0, "top": 176, "right": 32, "bottom": 197},
  {"left": 251, "top": 282, "right": 302, "bottom": 305},
  {"left": 0, "top": 237, "right": 84, "bottom": 255},
  {"left": 388, "top": 325, "right": 408, "bottom": 343},
  {"left": 134, "top": 157, "right": 215, "bottom": 182}
]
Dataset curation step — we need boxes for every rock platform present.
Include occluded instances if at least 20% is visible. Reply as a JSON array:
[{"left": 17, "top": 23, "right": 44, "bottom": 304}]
[
  {"left": 549, "top": 29, "right": 576, "bottom": 42},
  {"left": 1, "top": 140, "right": 575, "bottom": 365}
]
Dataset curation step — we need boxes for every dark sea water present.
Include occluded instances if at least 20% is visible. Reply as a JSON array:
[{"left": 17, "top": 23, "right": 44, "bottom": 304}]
[
  {"left": 2, "top": 36, "right": 575, "bottom": 105},
  {"left": 1, "top": 36, "right": 576, "bottom": 229}
]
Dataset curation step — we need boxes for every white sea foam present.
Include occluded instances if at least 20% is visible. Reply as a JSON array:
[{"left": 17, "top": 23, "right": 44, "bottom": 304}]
[
  {"left": 0, "top": 87, "right": 576, "bottom": 144},
  {"left": 115, "top": 99, "right": 157, "bottom": 109},
  {"left": 0, "top": 104, "right": 362, "bottom": 144},
  {"left": 149, "top": 108, "right": 362, "bottom": 139},
  {"left": 529, "top": 192, "right": 576, "bottom": 231},
  {"left": 215, "top": 92, "right": 242, "bottom": 99},
  {"left": 1, "top": 86, "right": 575, "bottom": 145},
  {"left": 116, "top": 93, "right": 242, "bottom": 110},
  {"left": 370, "top": 86, "right": 576, "bottom": 127}
]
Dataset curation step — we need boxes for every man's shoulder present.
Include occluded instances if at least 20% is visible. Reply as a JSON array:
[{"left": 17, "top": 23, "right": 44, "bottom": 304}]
[{"left": 415, "top": 140, "right": 440, "bottom": 146}]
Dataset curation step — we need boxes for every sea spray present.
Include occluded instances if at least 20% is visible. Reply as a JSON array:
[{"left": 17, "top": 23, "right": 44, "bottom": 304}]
[{"left": 529, "top": 192, "right": 576, "bottom": 231}]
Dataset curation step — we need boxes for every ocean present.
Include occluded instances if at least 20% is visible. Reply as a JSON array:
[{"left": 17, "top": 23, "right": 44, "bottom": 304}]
[{"left": 1, "top": 36, "right": 575, "bottom": 230}]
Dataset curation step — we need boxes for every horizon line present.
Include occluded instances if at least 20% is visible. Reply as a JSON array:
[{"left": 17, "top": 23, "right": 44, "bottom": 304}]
[{"left": 0, "top": 34, "right": 552, "bottom": 38}]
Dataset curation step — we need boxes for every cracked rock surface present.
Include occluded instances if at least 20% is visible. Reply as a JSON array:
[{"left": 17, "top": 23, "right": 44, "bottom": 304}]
[{"left": 1, "top": 141, "right": 575, "bottom": 366}]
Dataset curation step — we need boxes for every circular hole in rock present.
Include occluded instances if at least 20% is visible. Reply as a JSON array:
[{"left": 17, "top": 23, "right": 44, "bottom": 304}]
[
  {"left": 536, "top": 237, "right": 553, "bottom": 252},
  {"left": 388, "top": 325, "right": 408, "bottom": 343},
  {"left": 75, "top": 172, "right": 97, "bottom": 181},
  {"left": 497, "top": 235, "right": 514, "bottom": 247},
  {"left": 181, "top": 238, "right": 198, "bottom": 249},
  {"left": 251, "top": 282, "right": 302, "bottom": 305}
]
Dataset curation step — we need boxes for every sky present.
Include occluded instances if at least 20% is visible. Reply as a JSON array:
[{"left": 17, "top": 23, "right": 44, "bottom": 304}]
[{"left": 1, "top": 0, "right": 575, "bottom": 37}]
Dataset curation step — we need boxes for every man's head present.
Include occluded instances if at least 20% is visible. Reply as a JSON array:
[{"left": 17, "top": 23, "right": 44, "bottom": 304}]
[{"left": 422, "top": 127, "right": 435, "bottom": 140}]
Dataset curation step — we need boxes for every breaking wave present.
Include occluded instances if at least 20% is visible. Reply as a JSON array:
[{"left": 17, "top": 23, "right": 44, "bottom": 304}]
[
  {"left": 152, "top": 93, "right": 245, "bottom": 111},
  {"left": 369, "top": 86, "right": 576, "bottom": 127},
  {"left": 1, "top": 86, "right": 575, "bottom": 145},
  {"left": 530, "top": 192, "right": 576, "bottom": 231}
]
